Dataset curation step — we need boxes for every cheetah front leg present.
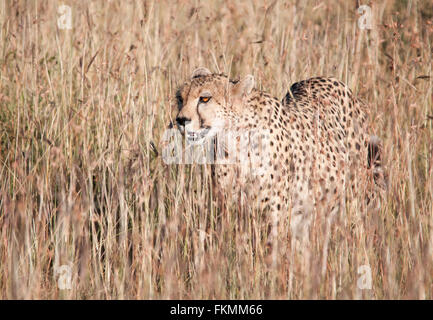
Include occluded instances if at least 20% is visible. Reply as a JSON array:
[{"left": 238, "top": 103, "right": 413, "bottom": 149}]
[
  {"left": 265, "top": 193, "right": 314, "bottom": 267},
  {"left": 289, "top": 185, "right": 315, "bottom": 248},
  {"left": 266, "top": 198, "right": 284, "bottom": 268},
  {"left": 265, "top": 186, "right": 306, "bottom": 268},
  {"left": 264, "top": 181, "right": 315, "bottom": 265}
]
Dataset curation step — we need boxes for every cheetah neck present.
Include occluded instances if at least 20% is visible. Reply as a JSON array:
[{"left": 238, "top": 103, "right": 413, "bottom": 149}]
[{"left": 240, "top": 90, "right": 284, "bottom": 128}]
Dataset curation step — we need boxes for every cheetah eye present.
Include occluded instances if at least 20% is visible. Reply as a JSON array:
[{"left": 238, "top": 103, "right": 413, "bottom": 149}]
[{"left": 199, "top": 96, "right": 211, "bottom": 103}]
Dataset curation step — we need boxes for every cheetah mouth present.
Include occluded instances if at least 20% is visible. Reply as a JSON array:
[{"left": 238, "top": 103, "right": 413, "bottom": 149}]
[{"left": 186, "top": 127, "right": 212, "bottom": 144}]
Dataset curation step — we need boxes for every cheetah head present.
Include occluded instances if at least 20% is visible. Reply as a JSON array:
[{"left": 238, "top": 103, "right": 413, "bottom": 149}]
[{"left": 174, "top": 67, "right": 254, "bottom": 142}]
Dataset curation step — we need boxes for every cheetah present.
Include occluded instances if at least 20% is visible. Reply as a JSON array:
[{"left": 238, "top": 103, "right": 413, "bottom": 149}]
[{"left": 173, "top": 67, "right": 382, "bottom": 249}]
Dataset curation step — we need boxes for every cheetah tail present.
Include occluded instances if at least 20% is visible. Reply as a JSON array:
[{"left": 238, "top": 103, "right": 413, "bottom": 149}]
[{"left": 368, "top": 135, "right": 387, "bottom": 190}]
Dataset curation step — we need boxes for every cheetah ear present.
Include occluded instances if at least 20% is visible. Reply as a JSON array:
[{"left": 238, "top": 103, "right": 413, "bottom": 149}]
[
  {"left": 191, "top": 67, "right": 211, "bottom": 79},
  {"left": 231, "top": 74, "right": 255, "bottom": 100}
]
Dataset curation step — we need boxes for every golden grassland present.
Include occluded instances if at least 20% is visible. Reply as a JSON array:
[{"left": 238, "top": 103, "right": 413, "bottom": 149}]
[{"left": 0, "top": 0, "right": 432, "bottom": 299}]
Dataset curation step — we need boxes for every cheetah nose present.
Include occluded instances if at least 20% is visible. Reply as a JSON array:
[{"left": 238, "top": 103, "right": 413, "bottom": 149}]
[{"left": 176, "top": 116, "right": 190, "bottom": 128}]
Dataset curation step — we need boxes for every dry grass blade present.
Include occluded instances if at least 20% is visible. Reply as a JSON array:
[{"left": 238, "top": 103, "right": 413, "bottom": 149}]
[{"left": 0, "top": 0, "right": 432, "bottom": 299}]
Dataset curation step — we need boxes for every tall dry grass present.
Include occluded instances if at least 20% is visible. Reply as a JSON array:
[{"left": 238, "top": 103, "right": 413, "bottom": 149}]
[{"left": 0, "top": 0, "right": 432, "bottom": 299}]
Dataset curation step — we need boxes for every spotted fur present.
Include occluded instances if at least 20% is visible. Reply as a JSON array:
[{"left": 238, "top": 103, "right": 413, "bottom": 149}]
[{"left": 174, "top": 68, "right": 382, "bottom": 244}]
